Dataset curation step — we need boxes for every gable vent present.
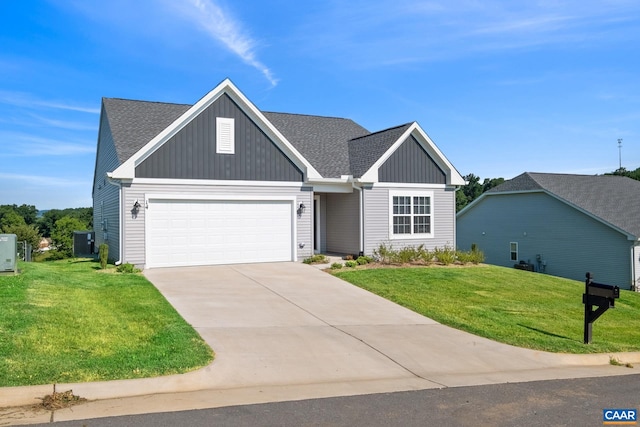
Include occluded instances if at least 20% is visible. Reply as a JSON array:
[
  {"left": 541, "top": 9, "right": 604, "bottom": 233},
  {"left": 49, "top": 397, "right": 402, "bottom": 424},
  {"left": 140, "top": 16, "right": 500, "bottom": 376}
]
[{"left": 216, "top": 117, "right": 235, "bottom": 154}]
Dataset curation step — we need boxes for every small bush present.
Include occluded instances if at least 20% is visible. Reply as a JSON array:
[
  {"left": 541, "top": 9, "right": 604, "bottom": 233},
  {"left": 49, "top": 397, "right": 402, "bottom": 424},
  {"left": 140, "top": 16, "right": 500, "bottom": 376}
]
[
  {"left": 99, "top": 243, "right": 109, "bottom": 269},
  {"left": 330, "top": 262, "right": 343, "bottom": 270},
  {"left": 345, "top": 260, "right": 358, "bottom": 268},
  {"left": 303, "top": 254, "right": 328, "bottom": 264},
  {"left": 116, "top": 263, "right": 139, "bottom": 274},
  {"left": 356, "top": 256, "right": 371, "bottom": 265},
  {"left": 45, "top": 250, "right": 67, "bottom": 261},
  {"left": 434, "top": 245, "right": 456, "bottom": 265},
  {"left": 373, "top": 243, "right": 395, "bottom": 264}
]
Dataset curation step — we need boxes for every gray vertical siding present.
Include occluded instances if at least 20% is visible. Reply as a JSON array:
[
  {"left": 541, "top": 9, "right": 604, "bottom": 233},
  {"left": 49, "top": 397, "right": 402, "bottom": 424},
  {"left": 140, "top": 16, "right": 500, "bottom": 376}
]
[
  {"left": 121, "top": 183, "right": 312, "bottom": 268},
  {"left": 378, "top": 135, "right": 446, "bottom": 184},
  {"left": 325, "top": 191, "right": 360, "bottom": 255},
  {"left": 135, "top": 94, "right": 303, "bottom": 181},
  {"left": 362, "top": 185, "right": 456, "bottom": 256},
  {"left": 457, "top": 192, "right": 633, "bottom": 289},
  {"left": 92, "top": 108, "right": 121, "bottom": 262}
]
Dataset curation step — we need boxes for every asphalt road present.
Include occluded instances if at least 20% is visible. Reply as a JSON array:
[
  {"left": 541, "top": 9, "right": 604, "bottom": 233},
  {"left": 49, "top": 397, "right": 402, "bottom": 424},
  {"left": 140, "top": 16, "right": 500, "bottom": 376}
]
[{"left": 39, "top": 373, "right": 639, "bottom": 427}]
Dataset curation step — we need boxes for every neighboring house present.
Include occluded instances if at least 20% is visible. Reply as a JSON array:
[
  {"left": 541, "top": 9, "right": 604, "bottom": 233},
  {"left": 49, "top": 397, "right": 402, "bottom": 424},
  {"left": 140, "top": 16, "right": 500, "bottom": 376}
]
[
  {"left": 457, "top": 172, "right": 640, "bottom": 290},
  {"left": 92, "top": 78, "right": 464, "bottom": 269}
]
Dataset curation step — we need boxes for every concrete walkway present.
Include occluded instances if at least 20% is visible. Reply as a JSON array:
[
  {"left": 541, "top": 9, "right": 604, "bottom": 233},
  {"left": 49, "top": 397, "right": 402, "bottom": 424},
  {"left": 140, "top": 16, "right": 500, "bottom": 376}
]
[{"left": 2, "top": 262, "right": 638, "bottom": 425}]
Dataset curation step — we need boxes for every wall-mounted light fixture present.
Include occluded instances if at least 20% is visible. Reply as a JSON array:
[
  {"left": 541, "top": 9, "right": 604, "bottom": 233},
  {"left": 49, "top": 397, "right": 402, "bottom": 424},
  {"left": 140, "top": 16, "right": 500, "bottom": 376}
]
[
  {"left": 297, "top": 203, "right": 306, "bottom": 215},
  {"left": 132, "top": 199, "right": 141, "bottom": 219}
]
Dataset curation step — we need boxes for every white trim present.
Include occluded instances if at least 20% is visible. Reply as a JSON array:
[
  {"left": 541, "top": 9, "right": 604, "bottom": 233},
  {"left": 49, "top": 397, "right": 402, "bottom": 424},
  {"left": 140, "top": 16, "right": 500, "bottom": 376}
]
[
  {"left": 353, "top": 184, "right": 364, "bottom": 254},
  {"left": 313, "top": 195, "right": 321, "bottom": 254},
  {"left": 215, "top": 117, "right": 235, "bottom": 154},
  {"left": 388, "top": 190, "right": 435, "bottom": 240},
  {"left": 510, "top": 242, "right": 519, "bottom": 262},
  {"left": 359, "top": 123, "right": 465, "bottom": 186},
  {"left": 110, "top": 78, "right": 321, "bottom": 180},
  {"left": 129, "top": 177, "right": 308, "bottom": 188},
  {"left": 144, "top": 195, "right": 297, "bottom": 268},
  {"left": 370, "top": 182, "right": 448, "bottom": 189}
]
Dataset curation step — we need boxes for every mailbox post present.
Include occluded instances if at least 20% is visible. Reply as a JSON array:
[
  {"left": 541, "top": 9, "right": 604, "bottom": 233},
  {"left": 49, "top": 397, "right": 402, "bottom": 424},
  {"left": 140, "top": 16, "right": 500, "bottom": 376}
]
[{"left": 583, "top": 272, "right": 620, "bottom": 344}]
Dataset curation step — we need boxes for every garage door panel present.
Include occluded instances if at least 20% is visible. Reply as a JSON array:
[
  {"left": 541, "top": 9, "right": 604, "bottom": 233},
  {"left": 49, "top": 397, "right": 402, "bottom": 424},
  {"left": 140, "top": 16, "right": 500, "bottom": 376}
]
[{"left": 147, "top": 199, "right": 293, "bottom": 268}]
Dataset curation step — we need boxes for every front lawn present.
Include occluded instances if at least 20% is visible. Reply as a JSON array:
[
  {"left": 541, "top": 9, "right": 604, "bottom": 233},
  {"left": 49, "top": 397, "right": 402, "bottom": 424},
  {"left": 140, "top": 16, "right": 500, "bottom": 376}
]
[
  {"left": 334, "top": 265, "right": 640, "bottom": 354},
  {"left": 0, "top": 259, "right": 213, "bottom": 387}
]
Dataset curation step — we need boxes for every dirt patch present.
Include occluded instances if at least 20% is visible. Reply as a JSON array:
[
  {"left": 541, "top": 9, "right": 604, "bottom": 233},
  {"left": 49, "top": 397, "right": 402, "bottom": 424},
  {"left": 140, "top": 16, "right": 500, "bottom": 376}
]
[{"left": 40, "top": 389, "right": 87, "bottom": 410}]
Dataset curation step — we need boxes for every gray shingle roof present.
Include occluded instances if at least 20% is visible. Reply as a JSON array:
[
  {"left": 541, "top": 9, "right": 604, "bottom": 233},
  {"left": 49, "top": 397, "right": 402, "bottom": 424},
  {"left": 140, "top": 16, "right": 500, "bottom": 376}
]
[
  {"left": 263, "top": 112, "right": 369, "bottom": 178},
  {"left": 103, "top": 98, "right": 190, "bottom": 163},
  {"left": 102, "top": 97, "right": 411, "bottom": 179},
  {"left": 488, "top": 172, "right": 640, "bottom": 238}
]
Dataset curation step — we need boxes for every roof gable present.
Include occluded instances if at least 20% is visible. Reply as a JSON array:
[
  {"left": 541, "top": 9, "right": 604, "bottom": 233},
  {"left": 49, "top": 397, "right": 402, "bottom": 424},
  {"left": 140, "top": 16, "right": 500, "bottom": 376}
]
[
  {"left": 484, "top": 172, "right": 640, "bottom": 238},
  {"left": 109, "top": 79, "right": 321, "bottom": 180},
  {"left": 357, "top": 122, "right": 465, "bottom": 185}
]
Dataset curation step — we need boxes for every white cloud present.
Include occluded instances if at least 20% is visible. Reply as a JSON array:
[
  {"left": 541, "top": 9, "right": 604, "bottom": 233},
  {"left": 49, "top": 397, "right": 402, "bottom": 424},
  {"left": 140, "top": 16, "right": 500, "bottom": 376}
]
[
  {"left": 177, "top": 0, "right": 278, "bottom": 87},
  {"left": 0, "top": 91, "right": 100, "bottom": 114},
  {"left": 0, "top": 133, "right": 95, "bottom": 157},
  {"left": 0, "top": 172, "right": 83, "bottom": 188}
]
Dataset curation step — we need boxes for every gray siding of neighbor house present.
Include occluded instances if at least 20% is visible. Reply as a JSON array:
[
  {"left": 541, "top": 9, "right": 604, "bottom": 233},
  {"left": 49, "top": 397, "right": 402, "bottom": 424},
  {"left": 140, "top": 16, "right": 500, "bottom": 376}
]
[
  {"left": 379, "top": 135, "right": 446, "bottom": 184},
  {"left": 457, "top": 192, "right": 633, "bottom": 289},
  {"left": 325, "top": 192, "right": 360, "bottom": 255},
  {"left": 120, "top": 183, "right": 312, "bottom": 268},
  {"left": 362, "top": 185, "right": 456, "bottom": 256},
  {"left": 92, "top": 109, "right": 121, "bottom": 262},
  {"left": 135, "top": 94, "right": 304, "bottom": 182}
]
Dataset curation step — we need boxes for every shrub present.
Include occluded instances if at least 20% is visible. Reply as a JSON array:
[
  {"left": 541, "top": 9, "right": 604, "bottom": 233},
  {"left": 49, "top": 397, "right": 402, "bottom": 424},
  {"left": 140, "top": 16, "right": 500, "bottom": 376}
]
[
  {"left": 356, "top": 256, "right": 371, "bottom": 265},
  {"left": 373, "top": 243, "right": 395, "bottom": 264},
  {"left": 434, "top": 245, "right": 456, "bottom": 265},
  {"left": 116, "top": 263, "right": 139, "bottom": 274},
  {"left": 345, "top": 260, "right": 358, "bottom": 268},
  {"left": 330, "top": 262, "right": 343, "bottom": 270},
  {"left": 99, "top": 243, "right": 109, "bottom": 269},
  {"left": 303, "top": 254, "right": 327, "bottom": 264},
  {"left": 45, "top": 250, "right": 67, "bottom": 261}
]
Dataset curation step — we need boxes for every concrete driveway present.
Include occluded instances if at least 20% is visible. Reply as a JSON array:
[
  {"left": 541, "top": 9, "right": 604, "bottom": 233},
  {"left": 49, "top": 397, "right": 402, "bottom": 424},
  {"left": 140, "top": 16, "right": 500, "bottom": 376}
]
[{"left": 144, "top": 262, "right": 638, "bottom": 390}]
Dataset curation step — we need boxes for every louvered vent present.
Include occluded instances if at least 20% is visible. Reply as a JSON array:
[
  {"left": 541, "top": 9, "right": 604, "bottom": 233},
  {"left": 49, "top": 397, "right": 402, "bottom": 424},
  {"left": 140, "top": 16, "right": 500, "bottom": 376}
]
[{"left": 216, "top": 117, "right": 235, "bottom": 154}]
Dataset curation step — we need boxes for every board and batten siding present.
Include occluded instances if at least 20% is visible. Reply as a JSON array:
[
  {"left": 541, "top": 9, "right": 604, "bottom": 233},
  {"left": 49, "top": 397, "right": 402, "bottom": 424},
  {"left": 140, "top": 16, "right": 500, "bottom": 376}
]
[
  {"left": 135, "top": 93, "right": 303, "bottom": 182},
  {"left": 92, "top": 108, "right": 121, "bottom": 262},
  {"left": 362, "top": 185, "right": 456, "bottom": 256},
  {"left": 121, "top": 182, "right": 312, "bottom": 268},
  {"left": 325, "top": 192, "right": 360, "bottom": 255},
  {"left": 457, "top": 192, "right": 633, "bottom": 288},
  {"left": 378, "top": 135, "right": 446, "bottom": 184}
]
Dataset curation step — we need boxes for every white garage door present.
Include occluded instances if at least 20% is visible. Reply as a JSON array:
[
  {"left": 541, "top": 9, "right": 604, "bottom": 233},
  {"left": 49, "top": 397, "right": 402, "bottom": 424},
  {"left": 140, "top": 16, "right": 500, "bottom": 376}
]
[{"left": 146, "top": 199, "right": 294, "bottom": 268}]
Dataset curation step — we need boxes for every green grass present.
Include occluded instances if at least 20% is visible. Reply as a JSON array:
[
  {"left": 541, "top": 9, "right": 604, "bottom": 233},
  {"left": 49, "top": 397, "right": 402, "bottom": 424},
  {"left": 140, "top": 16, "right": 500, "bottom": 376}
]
[
  {"left": 334, "top": 265, "right": 640, "bottom": 354},
  {"left": 0, "top": 259, "right": 213, "bottom": 387}
]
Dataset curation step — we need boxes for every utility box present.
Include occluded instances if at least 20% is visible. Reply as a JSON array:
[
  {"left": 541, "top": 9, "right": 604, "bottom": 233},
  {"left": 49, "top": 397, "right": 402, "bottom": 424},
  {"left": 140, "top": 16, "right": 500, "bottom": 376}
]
[
  {"left": 73, "top": 231, "right": 95, "bottom": 257},
  {"left": 0, "top": 234, "right": 18, "bottom": 273}
]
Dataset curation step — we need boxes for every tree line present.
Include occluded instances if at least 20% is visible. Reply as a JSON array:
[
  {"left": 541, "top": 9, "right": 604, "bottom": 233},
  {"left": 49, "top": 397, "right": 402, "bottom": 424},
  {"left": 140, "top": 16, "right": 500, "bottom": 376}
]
[{"left": 0, "top": 205, "right": 92, "bottom": 257}]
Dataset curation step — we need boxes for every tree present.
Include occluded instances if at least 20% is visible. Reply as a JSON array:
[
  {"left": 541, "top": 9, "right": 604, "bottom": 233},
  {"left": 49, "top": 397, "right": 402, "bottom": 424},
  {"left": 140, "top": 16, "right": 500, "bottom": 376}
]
[
  {"left": 51, "top": 216, "right": 88, "bottom": 256},
  {"left": 3, "top": 223, "right": 41, "bottom": 250},
  {"left": 38, "top": 207, "right": 92, "bottom": 238},
  {"left": 456, "top": 174, "right": 505, "bottom": 212}
]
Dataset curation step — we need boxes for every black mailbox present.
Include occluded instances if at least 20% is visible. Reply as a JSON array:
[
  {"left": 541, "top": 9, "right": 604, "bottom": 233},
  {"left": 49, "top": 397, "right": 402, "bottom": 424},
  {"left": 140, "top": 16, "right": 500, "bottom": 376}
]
[{"left": 583, "top": 272, "right": 620, "bottom": 344}]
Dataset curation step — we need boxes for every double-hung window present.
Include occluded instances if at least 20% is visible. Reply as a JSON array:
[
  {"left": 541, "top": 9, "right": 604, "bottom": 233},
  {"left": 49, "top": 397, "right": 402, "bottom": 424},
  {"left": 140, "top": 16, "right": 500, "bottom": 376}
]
[{"left": 390, "top": 191, "right": 434, "bottom": 239}]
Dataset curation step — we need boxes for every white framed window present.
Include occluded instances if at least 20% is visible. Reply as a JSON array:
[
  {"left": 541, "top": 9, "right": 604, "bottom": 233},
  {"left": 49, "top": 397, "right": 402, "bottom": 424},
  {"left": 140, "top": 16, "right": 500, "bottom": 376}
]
[
  {"left": 216, "top": 117, "right": 235, "bottom": 154},
  {"left": 389, "top": 191, "right": 434, "bottom": 239},
  {"left": 510, "top": 242, "right": 518, "bottom": 261}
]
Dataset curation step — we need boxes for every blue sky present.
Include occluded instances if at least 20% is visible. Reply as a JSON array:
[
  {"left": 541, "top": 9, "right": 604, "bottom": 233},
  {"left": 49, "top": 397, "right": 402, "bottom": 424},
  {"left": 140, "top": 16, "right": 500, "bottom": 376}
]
[{"left": 1, "top": 1, "right": 639, "bottom": 209}]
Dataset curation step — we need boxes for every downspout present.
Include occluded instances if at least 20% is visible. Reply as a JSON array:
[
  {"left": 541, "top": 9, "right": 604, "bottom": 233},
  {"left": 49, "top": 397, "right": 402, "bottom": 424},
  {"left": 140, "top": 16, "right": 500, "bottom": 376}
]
[
  {"left": 353, "top": 183, "right": 364, "bottom": 256},
  {"left": 106, "top": 174, "right": 123, "bottom": 266}
]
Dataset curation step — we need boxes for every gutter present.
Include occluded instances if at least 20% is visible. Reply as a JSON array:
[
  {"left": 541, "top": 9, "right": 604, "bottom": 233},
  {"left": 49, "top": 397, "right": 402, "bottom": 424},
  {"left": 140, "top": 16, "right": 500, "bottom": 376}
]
[{"left": 105, "top": 173, "right": 123, "bottom": 266}]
